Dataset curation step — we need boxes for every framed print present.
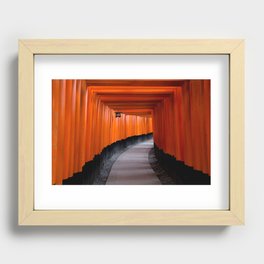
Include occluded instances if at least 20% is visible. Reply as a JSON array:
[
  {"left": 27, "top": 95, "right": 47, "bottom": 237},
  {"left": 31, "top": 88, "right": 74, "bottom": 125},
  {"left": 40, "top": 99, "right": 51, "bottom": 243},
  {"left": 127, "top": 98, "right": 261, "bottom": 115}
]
[{"left": 18, "top": 39, "right": 244, "bottom": 225}]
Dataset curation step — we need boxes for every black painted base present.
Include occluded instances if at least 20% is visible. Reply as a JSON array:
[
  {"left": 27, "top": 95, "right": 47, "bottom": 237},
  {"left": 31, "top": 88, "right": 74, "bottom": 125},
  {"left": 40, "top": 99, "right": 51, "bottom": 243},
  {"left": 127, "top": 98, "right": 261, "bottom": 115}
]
[
  {"left": 63, "top": 133, "right": 153, "bottom": 185},
  {"left": 154, "top": 144, "right": 211, "bottom": 185}
]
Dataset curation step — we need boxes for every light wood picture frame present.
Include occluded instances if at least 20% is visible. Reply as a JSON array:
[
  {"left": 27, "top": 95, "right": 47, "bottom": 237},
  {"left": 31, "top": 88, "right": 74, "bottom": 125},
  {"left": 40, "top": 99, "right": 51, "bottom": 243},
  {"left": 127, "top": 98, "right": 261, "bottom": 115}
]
[{"left": 18, "top": 39, "right": 244, "bottom": 226}]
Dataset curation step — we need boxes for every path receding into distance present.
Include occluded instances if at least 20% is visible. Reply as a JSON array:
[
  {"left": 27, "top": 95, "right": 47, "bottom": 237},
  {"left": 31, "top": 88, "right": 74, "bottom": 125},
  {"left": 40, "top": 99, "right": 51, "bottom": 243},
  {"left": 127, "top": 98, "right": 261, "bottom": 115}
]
[{"left": 106, "top": 140, "right": 161, "bottom": 185}]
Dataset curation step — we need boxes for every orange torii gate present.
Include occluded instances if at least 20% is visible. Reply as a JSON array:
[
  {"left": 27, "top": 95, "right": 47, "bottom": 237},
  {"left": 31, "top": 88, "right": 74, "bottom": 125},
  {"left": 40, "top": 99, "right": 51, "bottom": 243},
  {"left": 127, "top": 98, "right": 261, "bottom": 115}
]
[{"left": 52, "top": 80, "right": 210, "bottom": 184}]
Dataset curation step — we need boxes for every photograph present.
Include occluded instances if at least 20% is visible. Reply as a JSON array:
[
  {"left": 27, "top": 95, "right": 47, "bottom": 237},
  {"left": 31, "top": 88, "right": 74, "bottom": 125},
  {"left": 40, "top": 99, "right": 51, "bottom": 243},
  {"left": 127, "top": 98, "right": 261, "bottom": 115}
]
[{"left": 52, "top": 79, "right": 211, "bottom": 185}]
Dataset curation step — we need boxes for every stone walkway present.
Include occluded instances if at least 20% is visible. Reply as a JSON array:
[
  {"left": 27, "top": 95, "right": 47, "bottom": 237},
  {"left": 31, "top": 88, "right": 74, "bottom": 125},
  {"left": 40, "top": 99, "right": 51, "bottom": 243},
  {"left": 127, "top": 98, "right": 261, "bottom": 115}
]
[{"left": 106, "top": 140, "right": 161, "bottom": 185}]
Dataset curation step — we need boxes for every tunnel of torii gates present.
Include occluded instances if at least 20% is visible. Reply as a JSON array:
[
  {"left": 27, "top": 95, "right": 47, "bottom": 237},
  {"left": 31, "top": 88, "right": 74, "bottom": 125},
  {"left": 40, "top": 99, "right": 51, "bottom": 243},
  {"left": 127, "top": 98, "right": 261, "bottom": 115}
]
[{"left": 52, "top": 80, "right": 210, "bottom": 185}]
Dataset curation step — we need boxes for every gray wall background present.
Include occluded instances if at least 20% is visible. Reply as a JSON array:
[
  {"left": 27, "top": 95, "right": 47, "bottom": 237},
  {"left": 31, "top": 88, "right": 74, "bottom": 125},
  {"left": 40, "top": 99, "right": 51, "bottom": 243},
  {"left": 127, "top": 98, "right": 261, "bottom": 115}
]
[{"left": 0, "top": 0, "right": 262, "bottom": 263}]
